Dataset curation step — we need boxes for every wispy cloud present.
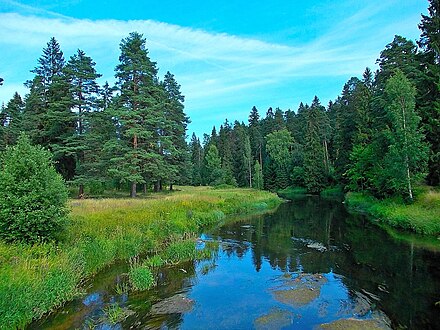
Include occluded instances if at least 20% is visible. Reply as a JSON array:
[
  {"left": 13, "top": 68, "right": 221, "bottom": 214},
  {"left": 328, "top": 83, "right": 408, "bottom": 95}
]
[{"left": 0, "top": 1, "right": 424, "bottom": 134}]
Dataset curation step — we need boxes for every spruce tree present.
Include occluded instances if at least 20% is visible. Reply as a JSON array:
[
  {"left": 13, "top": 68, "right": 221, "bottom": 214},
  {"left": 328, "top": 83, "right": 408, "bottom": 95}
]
[
  {"left": 303, "top": 97, "right": 328, "bottom": 193},
  {"left": 418, "top": 0, "right": 440, "bottom": 185},
  {"left": 1, "top": 92, "right": 24, "bottom": 146},
  {"left": 162, "top": 71, "right": 189, "bottom": 189},
  {"left": 204, "top": 144, "right": 224, "bottom": 186}
]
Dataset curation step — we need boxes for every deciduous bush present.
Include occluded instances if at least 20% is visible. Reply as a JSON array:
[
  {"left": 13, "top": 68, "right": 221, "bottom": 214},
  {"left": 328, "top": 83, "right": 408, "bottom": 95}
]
[{"left": 0, "top": 135, "right": 68, "bottom": 243}]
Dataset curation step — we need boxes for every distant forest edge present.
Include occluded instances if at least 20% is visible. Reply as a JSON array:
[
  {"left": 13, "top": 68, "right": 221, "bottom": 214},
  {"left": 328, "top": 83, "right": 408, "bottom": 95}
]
[{"left": 1, "top": 1, "right": 439, "bottom": 201}]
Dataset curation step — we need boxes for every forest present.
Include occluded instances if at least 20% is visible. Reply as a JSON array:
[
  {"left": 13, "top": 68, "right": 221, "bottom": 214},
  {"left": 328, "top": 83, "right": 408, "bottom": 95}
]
[
  {"left": 0, "top": 1, "right": 439, "bottom": 203},
  {"left": 0, "top": 2, "right": 439, "bottom": 329}
]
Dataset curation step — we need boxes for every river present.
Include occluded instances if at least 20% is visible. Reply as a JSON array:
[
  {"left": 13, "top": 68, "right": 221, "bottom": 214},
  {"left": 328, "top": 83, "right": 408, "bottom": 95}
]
[{"left": 30, "top": 196, "right": 440, "bottom": 329}]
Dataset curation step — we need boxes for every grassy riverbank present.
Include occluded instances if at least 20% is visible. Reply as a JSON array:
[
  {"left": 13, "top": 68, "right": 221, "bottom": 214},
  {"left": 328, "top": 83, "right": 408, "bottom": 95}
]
[
  {"left": 0, "top": 187, "right": 281, "bottom": 329},
  {"left": 345, "top": 188, "right": 440, "bottom": 236}
]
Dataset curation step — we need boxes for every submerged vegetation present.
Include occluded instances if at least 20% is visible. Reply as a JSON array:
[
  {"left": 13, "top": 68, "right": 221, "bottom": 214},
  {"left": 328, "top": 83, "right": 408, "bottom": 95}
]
[{"left": 0, "top": 187, "right": 280, "bottom": 329}]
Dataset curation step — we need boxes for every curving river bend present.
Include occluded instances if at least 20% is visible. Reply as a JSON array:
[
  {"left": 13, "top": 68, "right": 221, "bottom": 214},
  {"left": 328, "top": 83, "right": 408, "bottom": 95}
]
[{"left": 30, "top": 196, "right": 440, "bottom": 329}]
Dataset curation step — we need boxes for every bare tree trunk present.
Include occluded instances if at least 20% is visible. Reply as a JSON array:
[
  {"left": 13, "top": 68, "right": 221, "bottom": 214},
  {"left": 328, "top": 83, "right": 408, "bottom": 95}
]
[
  {"left": 78, "top": 184, "right": 84, "bottom": 199},
  {"left": 170, "top": 183, "right": 173, "bottom": 191},
  {"left": 401, "top": 99, "right": 413, "bottom": 200},
  {"left": 131, "top": 182, "right": 137, "bottom": 198},
  {"left": 249, "top": 157, "right": 252, "bottom": 188},
  {"left": 143, "top": 183, "right": 147, "bottom": 194},
  {"left": 406, "top": 155, "right": 413, "bottom": 200},
  {"left": 131, "top": 134, "right": 138, "bottom": 198}
]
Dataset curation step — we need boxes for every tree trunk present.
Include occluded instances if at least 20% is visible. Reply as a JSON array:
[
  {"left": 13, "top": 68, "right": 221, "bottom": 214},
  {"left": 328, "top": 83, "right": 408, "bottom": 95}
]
[
  {"left": 78, "top": 184, "right": 84, "bottom": 199},
  {"left": 170, "top": 183, "right": 173, "bottom": 191},
  {"left": 159, "top": 180, "right": 163, "bottom": 191},
  {"left": 154, "top": 181, "right": 159, "bottom": 192},
  {"left": 143, "top": 183, "right": 147, "bottom": 194},
  {"left": 406, "top": 155, "right": 413, "bottom": 200},
  {"left": 131, "top": 182, "right": 137, "bottom": 198},
  {"left": 401, "top": 98, "right": 413, "bottom": 200}
]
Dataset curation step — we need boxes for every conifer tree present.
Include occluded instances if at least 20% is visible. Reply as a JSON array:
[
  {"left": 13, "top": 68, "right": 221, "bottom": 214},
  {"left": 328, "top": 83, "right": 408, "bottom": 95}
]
[
  {"left": 162, "top": 71, "right": 189, "bottom": 189},
  {"left": 418, "top": 0, "right": 440, "bottom": 185},
  {"left": 63, "top": 49, "right": 101, "bottom": 197},
  {"left": 110, "top": 32, "right": 161, "bottom": 197},
  {"left": 204, "top": 144, "right": 224, "bottom": 186},
  {"left": 1, "top": 92, "right": 24, "bottom": 147},
  {"left": 23, "top": 37, "right": 75, "bottom": 180},
  {"left": 303, "top": 97, "right": 328, "bottom": 193}
]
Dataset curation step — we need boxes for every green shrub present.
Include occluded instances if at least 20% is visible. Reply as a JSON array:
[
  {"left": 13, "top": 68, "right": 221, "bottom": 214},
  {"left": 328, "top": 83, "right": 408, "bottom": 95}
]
[
  {"left": 0, "top": 135, "right": 68, "bottom": 243},
  {"left": 128, "top": 262, "right": 154, "bottom": 291}
]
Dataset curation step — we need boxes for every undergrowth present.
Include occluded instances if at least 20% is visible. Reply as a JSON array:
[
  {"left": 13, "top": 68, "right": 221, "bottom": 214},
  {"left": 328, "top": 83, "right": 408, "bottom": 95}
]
[
  {"left": 345, "top": 188, "right": 440, "bottom": 236},
  {"left": 0, "top": 186, "right": 280, "bottom": 329}
]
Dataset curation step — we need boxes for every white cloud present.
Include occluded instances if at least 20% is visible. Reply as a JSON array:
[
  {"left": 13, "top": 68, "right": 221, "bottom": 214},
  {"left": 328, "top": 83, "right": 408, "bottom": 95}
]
[{"left": 0, "top": 2, "right": 425, "bottom": 135}]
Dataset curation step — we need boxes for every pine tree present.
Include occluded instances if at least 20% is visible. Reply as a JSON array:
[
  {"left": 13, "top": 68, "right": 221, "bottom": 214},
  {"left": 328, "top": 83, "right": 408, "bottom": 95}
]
[
  {"left": 110, "top": 32, "right": 162, "bottom": 197},
  {"left": 23, "top": 37, "right": 75, "bottom": 180},
  {"left": 63, "top": 49, "right": 101, "bottom": 197}
]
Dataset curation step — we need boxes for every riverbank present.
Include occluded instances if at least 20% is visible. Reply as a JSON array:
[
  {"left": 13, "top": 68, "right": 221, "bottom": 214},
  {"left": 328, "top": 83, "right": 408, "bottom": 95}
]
[
  {"left": 0, "top": 187, "right": 281, "bottom": 329},
  {"left": 345, "top": 188, "right": 440, "bottom": 236}
]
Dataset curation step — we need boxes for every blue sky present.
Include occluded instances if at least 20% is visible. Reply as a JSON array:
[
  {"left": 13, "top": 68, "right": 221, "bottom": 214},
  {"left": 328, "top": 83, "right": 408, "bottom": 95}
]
[{"left": 0, "top": 0, "right": 428, "bottom": 137}]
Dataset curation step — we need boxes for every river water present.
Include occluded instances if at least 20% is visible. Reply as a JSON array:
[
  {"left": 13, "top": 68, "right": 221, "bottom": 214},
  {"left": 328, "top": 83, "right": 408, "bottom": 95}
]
[{"left": 31, "top": 196, "right": 440, "bottom": 329}]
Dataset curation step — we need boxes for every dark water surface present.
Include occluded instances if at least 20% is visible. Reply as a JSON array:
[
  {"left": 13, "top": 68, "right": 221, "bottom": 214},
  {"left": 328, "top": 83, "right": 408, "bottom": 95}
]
[{"left": 30, "top": 197, "right": 440, "bottom": 329}]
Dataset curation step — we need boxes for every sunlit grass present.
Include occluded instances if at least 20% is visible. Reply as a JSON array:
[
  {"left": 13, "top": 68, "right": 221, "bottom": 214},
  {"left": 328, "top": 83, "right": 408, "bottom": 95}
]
[
  {"left": 0, "top": 186, "right": 280, "bottom": 329},
  {"left": 345, "top": 187, "right": 440, "bottom": 236}
]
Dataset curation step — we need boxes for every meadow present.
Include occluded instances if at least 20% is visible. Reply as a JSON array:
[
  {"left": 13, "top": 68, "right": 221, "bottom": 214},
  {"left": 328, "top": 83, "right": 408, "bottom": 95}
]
[
  {"left": 0, "top": 186, "right": 281, "bottom": 329},
  {"left": 345, "top": 187, "right": 440, "bottom": 236}
]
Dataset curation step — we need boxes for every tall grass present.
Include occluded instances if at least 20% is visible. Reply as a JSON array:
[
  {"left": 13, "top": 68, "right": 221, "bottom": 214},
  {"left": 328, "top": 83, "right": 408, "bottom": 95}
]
[
  {"left": 0, "top": 186, "right": 280, "bottom": 329},
  {"left": 345, "top": 188, "right": 440, "bottom": 236}
]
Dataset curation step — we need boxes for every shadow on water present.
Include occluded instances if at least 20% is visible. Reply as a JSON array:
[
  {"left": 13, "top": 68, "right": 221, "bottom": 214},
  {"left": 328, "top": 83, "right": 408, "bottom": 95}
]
[{"left": 30, "top": 196, "right": 440, "bottom": 329}]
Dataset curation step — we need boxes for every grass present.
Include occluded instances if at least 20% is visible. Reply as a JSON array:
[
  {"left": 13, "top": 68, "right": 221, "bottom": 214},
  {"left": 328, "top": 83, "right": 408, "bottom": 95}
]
[
  {"left": 0, "top": 186, "right": 281, "bottom": 329},
  {"left": 345, "top": 187, "right": 440, "bottom": 236},
  {"left": 277, "top": 187, "right": 307, "bottom": 199},
  {"left": 128, "top": 259, "right": 155, "bottom": 291},
  {"left": 320, "top": 186, "right": 344, "bottom": 197}
]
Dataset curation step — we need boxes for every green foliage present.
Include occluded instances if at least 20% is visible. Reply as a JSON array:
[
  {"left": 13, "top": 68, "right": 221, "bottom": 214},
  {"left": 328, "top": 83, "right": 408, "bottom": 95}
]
[
  {"left": 381, "top": 70, "right": 428, "bottom": 199},
  {"left": 303, "top": 97, "right": 328, "bottom": 193},
  {"left": 128, "top": 260, "right": 155, "bottom": 291},
  {"left": 0, "top": 187, "right": 280, "bottom": 329},
  {"left": 102, "top": 304, "right": 130, "bottom": 324},
  {"left": 204, "top": 144, "right": 224, "bottom": 185},
  {"left": 346, "top": 190, "right": 440, "bottom": 235},
  {"left": 164, "top": 240, "right": 197, "bottom": 263},
  {"left": 0, "top": 135, "right": 68, "bottom": 243},
  {"left": 253, "top": 160, "right": 264, "bottom": 190}
]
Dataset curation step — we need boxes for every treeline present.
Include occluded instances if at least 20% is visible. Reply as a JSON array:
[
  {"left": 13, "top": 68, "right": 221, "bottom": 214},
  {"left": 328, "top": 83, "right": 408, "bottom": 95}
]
[
  {"left": 189, "top": 1, "right": 440, "bottom": 200},
  {"left": 0, "top": 32, "right": 189, "bottom": 197}
]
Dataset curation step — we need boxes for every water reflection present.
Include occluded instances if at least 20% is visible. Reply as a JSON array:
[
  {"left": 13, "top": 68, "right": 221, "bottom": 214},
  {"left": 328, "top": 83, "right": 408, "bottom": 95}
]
[{"left": 31, "top": 197, "right": 440, "bottom": 330}]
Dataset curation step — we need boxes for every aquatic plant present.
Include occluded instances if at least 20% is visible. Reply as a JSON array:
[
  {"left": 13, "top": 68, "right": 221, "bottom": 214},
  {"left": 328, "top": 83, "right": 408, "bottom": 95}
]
[
  {"left": 128, "top": 260, "right": 155, "bottom": 291},
  {"left": 0, "top": 186, "right": 281, "bottom": 328}
]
